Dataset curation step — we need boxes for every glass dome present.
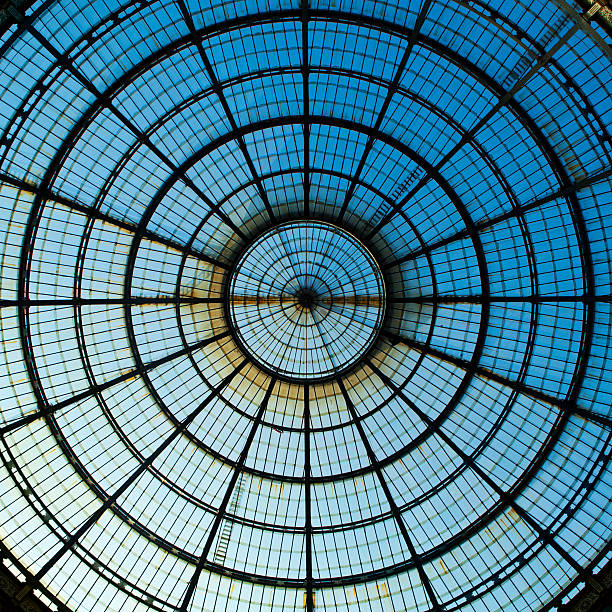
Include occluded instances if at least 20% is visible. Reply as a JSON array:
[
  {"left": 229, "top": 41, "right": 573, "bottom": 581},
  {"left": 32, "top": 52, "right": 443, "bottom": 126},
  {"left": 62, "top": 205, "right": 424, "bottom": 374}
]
[{"left": 0, "top": 0, "right": 611, "bottom": 611}]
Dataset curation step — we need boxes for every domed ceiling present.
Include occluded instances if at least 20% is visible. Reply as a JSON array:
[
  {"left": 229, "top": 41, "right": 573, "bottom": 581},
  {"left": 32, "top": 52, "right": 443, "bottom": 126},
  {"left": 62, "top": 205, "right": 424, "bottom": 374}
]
[{"left": 0, "top": 0, "right": 611, "bottom": 611}]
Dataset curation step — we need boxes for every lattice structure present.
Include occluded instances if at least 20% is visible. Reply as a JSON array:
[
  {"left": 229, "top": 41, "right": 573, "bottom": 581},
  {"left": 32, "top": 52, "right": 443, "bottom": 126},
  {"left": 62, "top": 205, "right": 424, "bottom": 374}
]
[{"left": 0, "top": 1, "right": 611, "bottom": 611}]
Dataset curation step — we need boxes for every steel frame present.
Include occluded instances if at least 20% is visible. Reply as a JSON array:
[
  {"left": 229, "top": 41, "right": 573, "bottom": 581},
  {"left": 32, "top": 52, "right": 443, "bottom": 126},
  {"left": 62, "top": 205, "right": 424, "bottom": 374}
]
[{"left": 0, "top": 2, "right": 610, "bottom": 610}]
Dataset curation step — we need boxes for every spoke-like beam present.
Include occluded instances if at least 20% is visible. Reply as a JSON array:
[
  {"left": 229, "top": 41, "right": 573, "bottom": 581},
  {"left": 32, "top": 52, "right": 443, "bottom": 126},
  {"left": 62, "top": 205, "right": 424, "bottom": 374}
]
[
  {"left": 176, "top": 0, "right": 276, "bottom": 225},
  {"left": 23, "top": 25, "right": 246, "bottom": 243},
  {"left": 553, "top": 0, "right": 612, "bottom": 62},
  {"left": 572, "top": 407, "right": 612, "bottom": 429},
  {"left": 0, "top": 296, "right": 223, "bottom": 308},
  {"left": 304, "top": 383, "right": 314, "bottom": 612},
  {"left": 302, "top": 0, "right": 311, "bottom": 218},
  {"left": 0, "top": 330, "right": 230, "bottom": 436},
  {"left": 388, "top": 294, "right": 612, "bottom": 304},
  {"left": 180, "top": 377, "right": 276, "bottom": 612},
  {"left": 15, "top": 360, "right": 246, "bottom": 602},
  {"left": 382, "top": 166, "right": 612, "bottom": 272},
  {"left": 368, "top": 12, "right": 604, "bottom": 240},
  {"left": 0, "top": 171, "right": 230, "bottom": 270},
  {"left": 367, "top": 361, "right": 589, "bottom": 577},
  {"left": 337, "top": 378, "right": 441, "bottom": 611},
  {"left": 336, "top": 0, "right": 433, "bottom": 222},
  {"left": 381, "top": 331, "right": 611, "bottom": 429},
  {"left": 383, "top": 330, "right": 567, "bottom": 409}
]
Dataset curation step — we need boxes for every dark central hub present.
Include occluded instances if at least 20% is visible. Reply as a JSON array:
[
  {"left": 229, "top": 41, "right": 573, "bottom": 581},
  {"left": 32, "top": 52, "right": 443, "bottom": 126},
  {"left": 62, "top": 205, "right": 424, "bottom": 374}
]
[{"left": 297, "top": 288, "right": 316, "bottom": 309}]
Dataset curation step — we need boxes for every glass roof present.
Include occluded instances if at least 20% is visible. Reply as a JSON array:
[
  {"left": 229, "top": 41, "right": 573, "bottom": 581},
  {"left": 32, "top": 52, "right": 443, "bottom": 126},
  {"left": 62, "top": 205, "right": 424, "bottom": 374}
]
[{"left": 0, "top": 0, "right": 611, "bottom": 611}]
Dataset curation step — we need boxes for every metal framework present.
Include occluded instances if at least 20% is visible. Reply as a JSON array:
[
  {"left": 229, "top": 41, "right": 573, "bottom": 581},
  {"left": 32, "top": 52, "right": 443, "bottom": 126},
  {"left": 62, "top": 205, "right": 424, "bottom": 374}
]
[{"left": 0, "top": 0, "right": 611, "bottom": 611}]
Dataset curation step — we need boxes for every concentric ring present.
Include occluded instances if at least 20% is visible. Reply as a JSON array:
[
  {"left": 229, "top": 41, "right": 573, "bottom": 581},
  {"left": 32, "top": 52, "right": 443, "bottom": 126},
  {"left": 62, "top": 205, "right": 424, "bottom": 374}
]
[{"left": 227, "top": 221, "right": 386, "bottom": 380}]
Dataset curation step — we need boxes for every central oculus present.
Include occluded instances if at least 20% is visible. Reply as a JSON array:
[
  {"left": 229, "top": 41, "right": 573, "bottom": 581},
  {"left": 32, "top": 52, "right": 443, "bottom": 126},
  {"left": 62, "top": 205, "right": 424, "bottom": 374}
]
[{"left": 227, "top": 220, "right": 386, "bottom": 381}]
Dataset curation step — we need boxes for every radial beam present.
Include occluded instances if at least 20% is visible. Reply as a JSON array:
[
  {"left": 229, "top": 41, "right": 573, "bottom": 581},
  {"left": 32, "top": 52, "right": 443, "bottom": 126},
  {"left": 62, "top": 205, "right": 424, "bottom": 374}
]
[
  {"left": 0, "top": 330, "right": 230, "bottom": 436},
  {"left": 176, "top": 0, "right": 276, "bottom": 225},
  {"left": 0, "top": 296, "right": 223, "bottom": 308},
  {"left": 382, "top": 166, "right": 612, "bottom": 272},
  {"left": 336, "top": 0, "right": 433, "bottom": 222},
  {"left": 304, "top": 383, "right": 314, "bottom": 612},
  {"left": 388, "top": 295, "right": 612, "bottom": 304},
  {"left": 337, "top": 378, "right": 441, "bottom": 611},
  {"left": 382, "top": 330, "right": 568, "bottom": 408},
  {"left": 302, "top": 0, "right": 311, "bottom": 218},
  {"left": 368, "top": 361, "right": 591, "bottom": 577},
  {"left": 553, "top": 0, "right": 612, "bottom": 61},
  {"left": 180, "top": 377, "right": 276, "bottom": 612},
  {"left": 572, "top": 406, "right": 612, "bottom": 430},
  {"left": 16, "top": 360, "right": 246, "bottom": 602},
  {"left": 0, "top": 171, "right": 230, "bottom": 270},
  {"left": 381, "top": 332, "right": 612, "bottom": 429}
]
